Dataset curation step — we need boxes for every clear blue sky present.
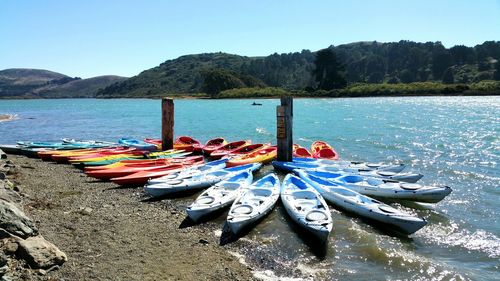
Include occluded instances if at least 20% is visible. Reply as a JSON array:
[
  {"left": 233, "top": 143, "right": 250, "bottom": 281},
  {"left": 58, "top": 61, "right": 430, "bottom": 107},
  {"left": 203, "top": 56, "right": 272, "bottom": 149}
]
[{"left": 1, "top": 0, "right": 499, "bottom": 78}]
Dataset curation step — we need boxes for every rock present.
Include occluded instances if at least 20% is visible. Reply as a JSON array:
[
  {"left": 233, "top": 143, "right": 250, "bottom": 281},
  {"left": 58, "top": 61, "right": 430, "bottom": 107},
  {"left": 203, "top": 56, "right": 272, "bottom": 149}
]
[
  {"left": 0, "top": 265, "right": 9, "bottom": 276},
  {"left": 0, "top": 200, "right": 37, "bottom": 238},
  {"left": 0, "top": 174, "right": 5, "bottom": 180},
  {"left": 17, "top": 236, "right": 67, "bottom": 269},
  {"left": 0, "top": 150, "right": 6, "bottom": 159},
  {"left": 4, "top": 240, "right": 18, "bottom": 254},
  {"left": 198, "top": 239, "right": 209, "bottom": 245},
  {"left": 0, "top": 251, "right": 7, "bottom": 267},
  {"left": 0, "top": 187, "right": 22, "bottom": 204},
  {"left": 79, "top": 207, "right": 93, "bottom": 215}
]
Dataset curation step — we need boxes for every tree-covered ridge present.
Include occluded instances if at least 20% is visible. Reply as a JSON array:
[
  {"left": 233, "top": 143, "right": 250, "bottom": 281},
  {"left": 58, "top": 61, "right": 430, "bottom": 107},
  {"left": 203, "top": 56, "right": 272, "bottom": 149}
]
[{"left": 95, "top": 40, "right": 500, "bottom": 97}]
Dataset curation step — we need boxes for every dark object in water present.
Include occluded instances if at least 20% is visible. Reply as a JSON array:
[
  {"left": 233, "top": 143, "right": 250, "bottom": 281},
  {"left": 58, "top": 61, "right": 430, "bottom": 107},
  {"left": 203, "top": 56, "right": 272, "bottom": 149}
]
[{"left": 251, "top": 102, "right": 262, "bottom": 106}]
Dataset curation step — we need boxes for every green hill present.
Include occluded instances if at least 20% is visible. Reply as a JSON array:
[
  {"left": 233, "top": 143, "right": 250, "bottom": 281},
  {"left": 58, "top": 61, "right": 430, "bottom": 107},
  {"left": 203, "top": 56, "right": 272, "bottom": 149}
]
[
  {"left": 96, "top": 40, "right": 500, "bottom": 98},
  {"left": 0, "top": 68, "right": 126, "bottom": 98},
  {"left": 96, "top": 53, "right": 253, "bottom": 98}
]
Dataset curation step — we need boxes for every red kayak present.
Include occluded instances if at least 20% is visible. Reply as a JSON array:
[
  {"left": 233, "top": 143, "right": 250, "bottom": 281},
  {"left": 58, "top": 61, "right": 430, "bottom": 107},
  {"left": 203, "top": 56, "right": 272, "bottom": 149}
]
[
  {"left": 293, "top": 144, "right": 313, "bottom": 158},
  {"left": 110, "top": 163, "right": 197, "bottom": 186},
  {"left": 144, "top": 138, "right": 162, "bottom": 150},
  {"left": 174, "top": 136, "right": 203, "bottom": 153},
  {"left": 86, "top": 162, "right": 191, "bottom": 180},
  {"left": 202, "top": 138, "right": 227, "bottom": 155},
  {"left": 210, "top": 140, "right": 251, "bottom": 159},
  {"left": 311, "top": 141, "right": 339, "bottom": 160}
]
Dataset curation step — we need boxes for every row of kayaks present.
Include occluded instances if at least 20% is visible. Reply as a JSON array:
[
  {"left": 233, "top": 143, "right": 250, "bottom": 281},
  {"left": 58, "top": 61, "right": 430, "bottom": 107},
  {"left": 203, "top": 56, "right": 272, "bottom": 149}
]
[
  {"left": 141, "top": 156, "right": 450, "bottom": 239},
  {"left": 1, "top": 137, "right": 453, "bottom": 243}
]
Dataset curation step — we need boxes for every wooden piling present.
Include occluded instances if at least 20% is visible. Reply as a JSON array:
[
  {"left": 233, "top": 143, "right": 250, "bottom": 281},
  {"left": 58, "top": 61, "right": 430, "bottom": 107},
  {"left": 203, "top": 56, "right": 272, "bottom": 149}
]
[
  {"left": 277, "top": 96, "right": 293, "bottom": 161},
  {"left": 161, "top": 98, "right": 174, "bottom": 150}
]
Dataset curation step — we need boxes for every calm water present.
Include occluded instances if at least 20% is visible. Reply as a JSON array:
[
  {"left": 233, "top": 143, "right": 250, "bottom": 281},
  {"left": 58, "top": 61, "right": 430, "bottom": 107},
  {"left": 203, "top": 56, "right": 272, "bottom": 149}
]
[{"left": 0, "top": 97, "right": 499, "bottom": 280}]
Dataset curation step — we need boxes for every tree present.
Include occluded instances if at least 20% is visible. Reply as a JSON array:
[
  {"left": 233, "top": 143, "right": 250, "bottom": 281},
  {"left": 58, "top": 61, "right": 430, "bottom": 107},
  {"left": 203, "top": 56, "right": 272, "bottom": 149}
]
[
  {"left": 442, "top": 67, "right": 454, "bottom": 84},
  {"left": 367, "top": 72, "right": 384, "bottom": 83},
  {"left": 494, "top": 62, "right": 500, "bottom": 81},
  {"left": 312, "top": 48, "right": 347, "bottom": 90},
  {"left": 200, "top": 69, "right": 246, "bottom": 98},
  {"left": 432, "top": 50, "right": 453, "bottom": 80},
  {"left": 400, "top": 69, "right": 416, "bottom": 83}
]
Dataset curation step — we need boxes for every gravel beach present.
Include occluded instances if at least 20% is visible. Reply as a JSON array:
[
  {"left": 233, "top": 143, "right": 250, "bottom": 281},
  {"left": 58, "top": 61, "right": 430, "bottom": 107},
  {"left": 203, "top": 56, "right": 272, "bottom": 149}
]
[{"left": 8, "top": 155, "right": 257, "bottom": 280}]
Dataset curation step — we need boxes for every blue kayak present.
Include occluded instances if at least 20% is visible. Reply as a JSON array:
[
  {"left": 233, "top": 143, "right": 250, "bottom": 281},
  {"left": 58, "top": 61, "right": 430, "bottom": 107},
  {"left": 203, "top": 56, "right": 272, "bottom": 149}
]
[{"left": 118, "top": 138, "right": 157, "bottom": 151}]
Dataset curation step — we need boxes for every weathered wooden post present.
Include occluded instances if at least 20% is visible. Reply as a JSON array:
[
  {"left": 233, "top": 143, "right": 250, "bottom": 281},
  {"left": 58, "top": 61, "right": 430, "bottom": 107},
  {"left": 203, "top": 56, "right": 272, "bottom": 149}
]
[
  {"left": 161, "top": 98, "right": 174, "bottom": 150},
  {"left": 277, "top": 96, "right": 293, "bottom": 161}
]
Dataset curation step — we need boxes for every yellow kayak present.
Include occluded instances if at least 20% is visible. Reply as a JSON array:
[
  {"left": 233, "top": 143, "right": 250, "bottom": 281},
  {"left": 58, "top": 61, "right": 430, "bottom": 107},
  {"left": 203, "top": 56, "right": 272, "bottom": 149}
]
[
  {"left": 69, "top": 153, "right": 143, "bottom": 164},
  {"left": 226, "top": 146, "right": 277, "bottom": 167},
  {"left": 147, "top": 149, "right": 185, "bottom": 158}
]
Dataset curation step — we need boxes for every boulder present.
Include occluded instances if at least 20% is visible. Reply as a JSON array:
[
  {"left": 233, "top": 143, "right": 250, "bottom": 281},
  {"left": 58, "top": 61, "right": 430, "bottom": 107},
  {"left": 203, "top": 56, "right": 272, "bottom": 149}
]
[
  {"left": 0, "top": 183, "right": 21, "bottom": 204},
  {"left": 0, "top": 200, "right": 37, "bottom": 238},
  {"left": 0, "top": 149, "right": 6, "bottom": 159},
  {"left": 17, "top": 236, "right": 67, "bottom": 269}
]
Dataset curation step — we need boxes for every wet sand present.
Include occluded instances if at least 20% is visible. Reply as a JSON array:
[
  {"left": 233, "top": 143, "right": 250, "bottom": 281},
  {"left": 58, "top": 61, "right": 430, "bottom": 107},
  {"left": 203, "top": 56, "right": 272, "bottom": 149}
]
[{"left": 9, "top": 155, "right": 258, "bottom": 280}]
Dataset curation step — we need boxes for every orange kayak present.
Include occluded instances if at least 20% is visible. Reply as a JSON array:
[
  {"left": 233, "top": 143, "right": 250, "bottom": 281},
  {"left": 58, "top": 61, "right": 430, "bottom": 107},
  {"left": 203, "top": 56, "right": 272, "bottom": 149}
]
[
  {"left": 227, "top": 143, "right": 268, "bottom": 157},
  {"left": 311, "top": 141, "right": 339, "bottom": 160},
  {"left": 174, "top": 136, "right": 203, "bottom": 153},
  {"left": 210, "top": 140, "right": 251, "bottom": 159},
  {"left": 293, "top": 144, "right": 313, "bottom": 158},
  {"left": 38, "top": 148, "right": 96, "bottom": 161},
  {"left": 226, "top": 146, "right": 277, "bottom": 167},
  {"left": 202, "top": 137, "right": 227, "bottom": 155}
]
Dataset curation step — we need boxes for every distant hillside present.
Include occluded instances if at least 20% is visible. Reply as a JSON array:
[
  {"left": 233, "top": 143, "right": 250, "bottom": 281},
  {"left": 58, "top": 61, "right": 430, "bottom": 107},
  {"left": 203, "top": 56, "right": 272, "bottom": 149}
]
[
  {"left": 96, "top": 40, "right": 500, "bottom": 98},
  {"left": 32, "top": 75, "right": 127, "bottom": 98},
  {"left": 0, "top": 68, "right": 126, "bottom": 98}
]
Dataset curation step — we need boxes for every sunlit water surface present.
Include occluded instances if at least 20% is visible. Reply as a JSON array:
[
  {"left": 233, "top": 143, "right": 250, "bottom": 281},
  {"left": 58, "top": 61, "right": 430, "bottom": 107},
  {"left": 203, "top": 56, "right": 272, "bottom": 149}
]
[{"left": 0, "top": 97, "right": 498, "bottom": 280}]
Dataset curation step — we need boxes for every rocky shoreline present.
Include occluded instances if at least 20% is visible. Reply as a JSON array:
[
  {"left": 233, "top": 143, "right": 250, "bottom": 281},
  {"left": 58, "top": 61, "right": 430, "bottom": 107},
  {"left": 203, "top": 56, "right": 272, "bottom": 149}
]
[
  {"left": 0, "top": 151, "right": 259, "bottom": 280},
  {"left": 0, "top": 150, "right": 67, "bottom": 280}
]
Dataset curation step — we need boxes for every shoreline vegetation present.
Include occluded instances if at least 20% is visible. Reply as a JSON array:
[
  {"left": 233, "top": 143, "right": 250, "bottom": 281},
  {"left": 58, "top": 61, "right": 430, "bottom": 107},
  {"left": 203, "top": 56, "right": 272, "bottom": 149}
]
[{"left": 1, "top": 81, "right": 499, "bottom": 100}]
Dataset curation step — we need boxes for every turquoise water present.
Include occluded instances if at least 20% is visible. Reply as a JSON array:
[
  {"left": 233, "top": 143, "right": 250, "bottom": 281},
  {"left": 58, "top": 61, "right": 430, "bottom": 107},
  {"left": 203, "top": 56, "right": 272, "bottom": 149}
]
[{"left": 0, "top": 97, "right": 499, "bottom": 280}]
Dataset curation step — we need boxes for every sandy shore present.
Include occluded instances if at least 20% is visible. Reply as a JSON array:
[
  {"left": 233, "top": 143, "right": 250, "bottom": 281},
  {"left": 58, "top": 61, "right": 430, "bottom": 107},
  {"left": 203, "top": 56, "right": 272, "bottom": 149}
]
[{"left": 8, "top": 155, "right": 258, "bottom": 280}]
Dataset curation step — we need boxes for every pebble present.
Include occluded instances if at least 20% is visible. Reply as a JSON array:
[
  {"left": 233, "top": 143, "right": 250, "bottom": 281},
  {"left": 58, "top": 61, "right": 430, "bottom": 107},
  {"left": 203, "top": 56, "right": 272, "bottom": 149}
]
[
  {"left": 0, "top": 173, "right": 5, "bottom": 180},
  {"left": 79, "top": 207, "right": 93, "bottom": 215},
  {"left": 4, "top": 241, "right": 19, "bottom": 254},
  {"left": 198, "top": 239, "right": 209, "bottom": 245}
]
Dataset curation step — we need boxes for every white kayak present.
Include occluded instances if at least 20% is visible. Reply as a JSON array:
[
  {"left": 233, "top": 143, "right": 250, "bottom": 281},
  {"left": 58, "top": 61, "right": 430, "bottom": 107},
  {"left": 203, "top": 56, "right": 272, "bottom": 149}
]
[
  {"left": 147, "top": 159, "right": 228, "bottom": 185},
  {"left": 227, "top": 173, "right": 280, "bottom": 235},
  {"left": 186, "top": 171, "right": 253, "bottom": 222},
  {"left": 280, "top": 174, "right": 333, "bottom": 242},
  {"left": 276, "top": 158, "right": 406, "bottom": 173},
  {"left": 296, "top": 170, "right": 427, "bottom": 235},
  {"left": 144, "top": 163, "right": 261, "bottom": 198},
  {"left": 302, "top": 170, "right": 452, "bottom": 203}
]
